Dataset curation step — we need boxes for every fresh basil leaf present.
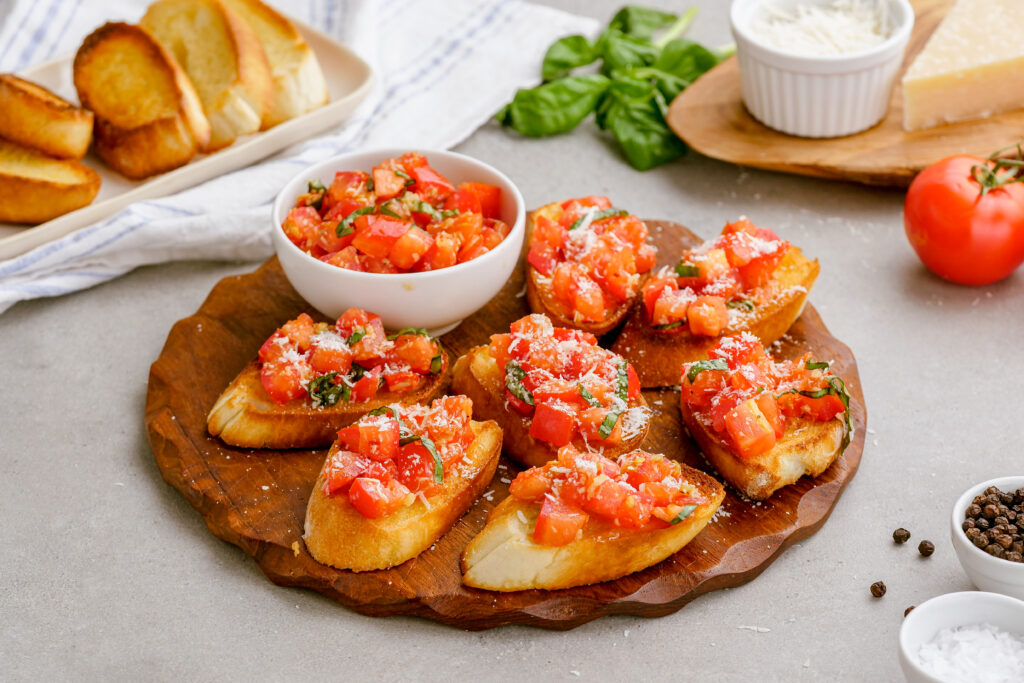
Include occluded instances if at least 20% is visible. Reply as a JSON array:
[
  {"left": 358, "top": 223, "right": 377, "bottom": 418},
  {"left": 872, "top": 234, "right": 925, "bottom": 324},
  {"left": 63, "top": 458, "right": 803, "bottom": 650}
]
[
  {"left": 349, "top": 362, "right": 367, "bottom": 381},
  {"left": 806, "top": 360, "right": 830, "bottom": 371},
  {"left": 542, "top": 35, "right": 597, "bottom": 81},
  {"left": 337, "top": 206, "right": 373, "bottom": 236},
  {"left": 598, "top": 360, "right": 630, "bottom": 439},
  {"left": 685, "top": 359, "right": 728, "bottom": 384},
  {"left": 347, "top": 327, "right": 366, "bottom": 345},
  {"left": 607, "top": 5, "right": 677, "bottom": 40},
  {"left": 504, "top": 360, "right": 534, "bottom": 406},
  {"left": 368, "top": 406, "right": 398, "bottom": 418},
  {"left": 578, "top": 384, "right": 601, "bottom": 407},
  {"left": 727, "top": 299, "right": 755, "bottom": 311},
  {"left": 366, "top": 176, "right": 374, "bottom": 192},
  {"left": 307, "top": 179, "right": 327, "bottom": 211},
  {"left": 675, "top": 262, "right": 699, "bottom": 277},
  {"left": 654, "top": 321, "right": 685, "bottom": 330},
  {"left": 308, "top": 372, "right": 351, "bottom": 407},
  {"left": 421, "top": 434, "right": 444, "bottom": 483},
  {"left": 499, "top": 74, "right": 610, "bottom": 137},
  {"left": 430, "top": 342, "right": 444, "bottom": 375},
  {"left": 412, "top": 200, "right": 441, "bottom": 221},
  {"left": 378, "top": 202, "right": 402, "bottom": 219},
  {"left": 387, "top": 327, "right": 430, "bottom": 340},
  {"left": 600, "top": 29, "right": 660, "bottom": 75},
  {"left": 669, "top": 504, "right": 698, "bottom": 525},
  {"left": 394, "top": 169, "right": 411, "bottom": 180},
  {"left": 651, "top": 38, "right": 720, "bottom": 99},
  {"left": 604, "top": 87, "right": 687, "bottom": 170},
  {"left": 776, "top": 376, "right": 853, "bottom": 453},
  {"left": 569, "top": 207, "right": 628, "bottom": 230}
]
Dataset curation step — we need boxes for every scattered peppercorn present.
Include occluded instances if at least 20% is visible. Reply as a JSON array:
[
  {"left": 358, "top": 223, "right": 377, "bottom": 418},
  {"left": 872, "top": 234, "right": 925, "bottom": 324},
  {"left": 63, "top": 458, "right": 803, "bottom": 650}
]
[
  {"left": 918, "top": 540, "right": 935, "bottom": 557},
  {"left": 870, "top": 581, "right": 886, "bottom": 598},
  {"left": 962, "top": 486, "right": 1024, "bottom": 564},
  {"left": 893, "top": 528, "right": 911, "bottom": 544},
  {"left": 904, "top": 606, "right": 915, "bottom": 617}
]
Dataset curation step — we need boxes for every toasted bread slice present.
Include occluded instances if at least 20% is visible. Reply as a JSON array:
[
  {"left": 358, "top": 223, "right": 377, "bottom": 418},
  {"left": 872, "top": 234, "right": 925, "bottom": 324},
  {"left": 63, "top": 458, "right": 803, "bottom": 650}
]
[
  {"left": 0, "top": 139, "right": 100, "bottom": 223},
  {"left": 219, "top": 0, "right": 328, "bottom": 128},
  {"left": 141, "top": 0, "right": 273, "bottom": 150},
  {"left": 681, "top": 409, "right": 845, "bottom": 500},
  {"left": 73, "top": 22, "right": 211, "bottom": 179},
  {"left": 525, "top": 204, "right": 648, "bottom": 337},
  {"left": 304, "top": 419, "right": 503, "bottom": 572},
  {"left": 451, "top": 346, "right": 650, "bottom": 468},
  {"left": 611, "top": 247, "right": 819, "bottom": 388},
  {"left": 207, "top": 351, "right": 450, "bottom": 449},
  {"left": 0, "top": 74, "right": 93, "bottom": 159},
  {"left": 461, "top": 463, "right": 724, "bottom": 591}
]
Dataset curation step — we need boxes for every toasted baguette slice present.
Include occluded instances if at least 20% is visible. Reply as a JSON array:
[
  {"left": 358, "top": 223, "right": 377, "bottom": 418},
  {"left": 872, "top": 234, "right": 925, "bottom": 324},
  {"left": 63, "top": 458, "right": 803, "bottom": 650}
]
[
  {"left": 611, "top": 247, "right": 819, "bottom": 388},
  {"left": 219, "top": 0, "right": 328, "bottom": 128},
  {"left": 0, "top": 139, "right": 100, "bottom": 223},
  {"left": 141, "top": 0, "right": 273, "bottom": 150},
  {"left": 0, "top": 74, "right": 93, "bottom": 159},
  {"left": 304, "top": 419, "right": 503, "bottom": 572},
  {"left": 207, "top": 351, "right": 450, "bottom": 449},
  {"left": 462, "top": 463, "right": 724, "bottom": 591},
  {"left": 525, "top": 204, "right": 649, "bottom": 337},
  {"left": 451, "top": 346, "right": 650, "bottom": 469},
  {"left": 681, "top": 408, "right": 845, "bottom": 500},
  {"left": 73, "top": 22, "right": 211, "bottom": 179}
]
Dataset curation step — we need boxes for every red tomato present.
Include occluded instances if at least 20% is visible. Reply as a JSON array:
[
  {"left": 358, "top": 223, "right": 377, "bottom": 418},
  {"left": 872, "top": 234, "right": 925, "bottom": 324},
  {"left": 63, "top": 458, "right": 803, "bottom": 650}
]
[
  {"left": 393, "top": 442, "right": 442, "bottom": 496},
  {"left": 527, "top": 242, "right": 558, "bottom": 276},
  {"left": 372, "top": 166, "right": 406, "bottom": 200},
  {"left": 350, "top": 367, "right": 382, "bottom": 402},
  {"left": 392, "top": 334, "right": 438, "bottom": 374},
  {"left": 904, "top": 155, "right": 1024, "bottom": 285},
  {"left": 322, "top": 246, "right": 363, "bottom": 270},
  {"left": 351, "top": 215, "right": 410, "bottom": 259},
  {"left": 384, "top": 371, "right": 423, "bottom": 393},
  {"left": 444, "top": 187, "right": 482, "bottom": 215},
  {"left": 459, "top": 182, "right": 501, "bottom": 219},
  {"left": 322, "top": 450, "right": 372, "bottom": 496},
  {"left": 533, "top": 497, "right": 588, "bottom": 546},
  {"left": 347, "top": 477, "right": 411, "bottom": 518},
  {"left": 508, "top": 467, "right": 551, "bottom": 502},
  {"left": 260, "top": 361, "right": 307, "bottom": 404},
  {"left": 687, "top": 296, "right": 729, "bottom": 337},
  {"left": 724, "top": 397, "right": 776, "bottom": 458},
  {"left": 409, "top": 165, "right": 455, "bottom": 203},
  {"left": 357, "top": 416, "right": 400, "bottom": 461},
  {"left": 282, "top": 206, "right": 320, "bottom": 251},
  {"left": 417, "top": 231, "right": 460, "bottom": 271},
  {"left": 529, "top": 402, "right": 575, "bottom": 446},
  {"left": 309, "top": 341, "right": 352, "bottom": 375},
  {"left": 388, "top": 225, "right": 434, "bottom": 270}
]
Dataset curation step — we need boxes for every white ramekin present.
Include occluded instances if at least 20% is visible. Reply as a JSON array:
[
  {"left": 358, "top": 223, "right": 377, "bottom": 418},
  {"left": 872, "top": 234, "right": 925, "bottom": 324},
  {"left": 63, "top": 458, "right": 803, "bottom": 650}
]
[
  {"left": 730, "top": 0, "right": 914, "bottom": 138},
  {"left": 951, "top": 475, "right": 1024, "bottom": 600},
  {"left": 272, "top": 148, "right": 525, "bottom": 336}
]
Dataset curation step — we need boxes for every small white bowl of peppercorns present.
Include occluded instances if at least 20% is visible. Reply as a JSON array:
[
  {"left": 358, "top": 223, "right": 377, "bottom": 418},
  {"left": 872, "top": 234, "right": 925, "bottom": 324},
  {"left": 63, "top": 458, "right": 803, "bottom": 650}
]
[{"left": 951, "top": 476, "right": 1024, "bottom": 600}]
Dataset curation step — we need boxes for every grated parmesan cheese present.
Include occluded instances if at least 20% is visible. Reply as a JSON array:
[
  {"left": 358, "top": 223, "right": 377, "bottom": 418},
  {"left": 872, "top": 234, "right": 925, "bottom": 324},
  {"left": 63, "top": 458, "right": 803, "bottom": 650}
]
[
  {"left": 917, "top": 623, "right": 1024, "bottom": 683},
  {"left": 753, "top": 0, "right": 893, "bottom": 56}
]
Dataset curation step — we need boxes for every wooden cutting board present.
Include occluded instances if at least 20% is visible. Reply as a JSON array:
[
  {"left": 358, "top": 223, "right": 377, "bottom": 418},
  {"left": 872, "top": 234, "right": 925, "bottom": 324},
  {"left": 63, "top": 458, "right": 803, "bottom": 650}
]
[
  {"left": 144, "top": 221, "right": 867, "bottom": 630},
  {"left": 666, "top": 0, "right": 1022, "bottom": 188}
]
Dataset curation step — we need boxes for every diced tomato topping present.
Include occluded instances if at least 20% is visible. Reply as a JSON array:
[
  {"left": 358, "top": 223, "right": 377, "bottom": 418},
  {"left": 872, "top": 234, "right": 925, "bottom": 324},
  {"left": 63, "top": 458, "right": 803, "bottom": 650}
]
[
  {"left": 309, "top": 340, "right": 353, "bottom": 375},
  {"left": 388, "top": 225, "right": 434, "bottom": 270},
  {"left": 393, "top": 441, "right": 441, "bottom": 496},
  {"left": 417, "top": 231, "right": 460, "bottom": 271},
  {"left": 508, "top": 467, "right": 551, "bottom": 502},
  {"left": 459, "top": 182, "right": 501, "bottom": 219},
  {"left": 347, "top": 477, "right": 411, "bottom": 518},
  {"left": 322, "top": 246, "right": 363, "bottom": 270},
  {"left": 444, "top": 187, "right": 482, "bottom": 215},
  {"left": 352, "top": 215, "right": 410, "bottom": 259},
  {"left": 282, "top": 206, "right": 321, "bottom": 251},
  {"left": 372, "top": 166, "right": 407, "bottom": 200},
  {"left": 533, "top": 497, "right": 589, "bottom": 546},
  {"left": 529, "top": 402, "right": 576, "bottom": 446},
  {"left": 409, "top": 164, "right": 455, "bottom": 204},
  {"left": 325, "top": 171, "right": 371, "bottom": 210},
  {"left": 686, "top": 296, "right": 729, "bottom": 337},
  {"left": 350, "top": 367, "right": 382, "bottom": 402},
  {"left": 578, "top": 407, "right": 622, "bottom": 444},
  {"left": 259, "top": 360, "right": 307, "bottom": 404},
  {"left": 527, "top": 242, "right": 558, "bottom": 276},
  {"left": 322, "top": 450, "right": 373, "bottom": 496}
]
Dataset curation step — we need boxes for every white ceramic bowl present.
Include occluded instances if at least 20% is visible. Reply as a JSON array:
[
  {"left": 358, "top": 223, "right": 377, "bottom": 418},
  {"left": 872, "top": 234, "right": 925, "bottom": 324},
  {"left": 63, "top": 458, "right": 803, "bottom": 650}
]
[
  {"left": 730, "top": 0, "right": 914, "bottom": 137},
  {"left": 272, "top": 148, "right": 525, "bottom": 335},
  {"left": 898, "top": 591, "right": 1024, "bottom": 683},
  {"left": 950, "top": 475, "right": 1024, "bottom": 600}
]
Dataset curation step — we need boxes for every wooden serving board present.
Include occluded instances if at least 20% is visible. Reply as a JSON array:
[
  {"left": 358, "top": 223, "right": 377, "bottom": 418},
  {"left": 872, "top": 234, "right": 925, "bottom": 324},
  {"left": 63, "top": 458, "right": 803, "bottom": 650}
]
[
  {"left": 144, "top": 221, "right": 866, "bottom": 630},
  {"left": 666, "top": 0, "right": 1022, "bottom": 188}
]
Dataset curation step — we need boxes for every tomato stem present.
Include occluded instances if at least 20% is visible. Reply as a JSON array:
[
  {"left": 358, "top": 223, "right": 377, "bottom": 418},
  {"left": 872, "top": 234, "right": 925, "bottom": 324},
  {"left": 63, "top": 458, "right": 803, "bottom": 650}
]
[{"left": 972, "top": 142, "right": 1024, "bottom": 196}]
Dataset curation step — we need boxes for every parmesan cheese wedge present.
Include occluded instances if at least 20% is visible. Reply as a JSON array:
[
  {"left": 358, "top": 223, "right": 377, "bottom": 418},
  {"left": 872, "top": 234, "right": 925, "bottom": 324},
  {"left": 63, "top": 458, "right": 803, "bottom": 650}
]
[{"left": 902, "top": 0, "right": 1024, "bottom": 131}]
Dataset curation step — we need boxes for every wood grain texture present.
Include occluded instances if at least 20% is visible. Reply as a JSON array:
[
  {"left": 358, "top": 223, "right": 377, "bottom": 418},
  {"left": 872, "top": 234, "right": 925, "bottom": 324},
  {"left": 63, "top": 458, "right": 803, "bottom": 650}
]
[
  {"left": 666, "top": 0, "right": 1023, "bottom": 188},
  {"left": 144, "top": 220, "right": 867, "bottom": 630}
]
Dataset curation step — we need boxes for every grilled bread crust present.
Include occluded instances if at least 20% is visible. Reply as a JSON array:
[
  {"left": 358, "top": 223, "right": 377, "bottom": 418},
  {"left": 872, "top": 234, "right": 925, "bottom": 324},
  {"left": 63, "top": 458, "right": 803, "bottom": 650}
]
[
  {"left": 0, "top": 139, "right": 100, "bottom": 223},
  {"left": 0, "top": 74, "right": 94, "bottom": 159}
]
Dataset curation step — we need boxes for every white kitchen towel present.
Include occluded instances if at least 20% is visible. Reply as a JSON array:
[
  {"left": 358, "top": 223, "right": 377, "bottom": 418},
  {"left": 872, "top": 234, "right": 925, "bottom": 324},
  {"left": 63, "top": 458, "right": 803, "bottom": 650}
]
[{"left": 0, "top": 0, "right": 597, "bottom": 314}]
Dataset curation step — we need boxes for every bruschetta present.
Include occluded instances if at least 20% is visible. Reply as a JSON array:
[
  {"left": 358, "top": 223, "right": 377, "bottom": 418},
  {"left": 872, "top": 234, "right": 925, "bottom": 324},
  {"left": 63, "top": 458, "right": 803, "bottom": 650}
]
[
  {"left": 303, "top": 396, "right": 502, "bottom": 571},
  {"left": 461, "top": 445, "right": 724, "bottom": 591},
  {"left": 525, "top": 196, "right": 657, "bottom": 336},
  {"left": 678, "top": 333, "right": 851, "bottom": 500},
  {"left": 611, "top": 217, "right": 819, "bottom": 387},
  {"left": 208, "top": 307, "right": 448, "bottom": 449},
  {"left": 450, "top": 313, "right": 651, "bottom": 468}
]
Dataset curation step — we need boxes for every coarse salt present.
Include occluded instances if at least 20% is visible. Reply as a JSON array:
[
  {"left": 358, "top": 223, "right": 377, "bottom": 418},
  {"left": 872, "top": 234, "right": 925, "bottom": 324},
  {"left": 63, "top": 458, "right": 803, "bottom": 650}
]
[{"left": 917, "top": 623, "right": 1024, "bottom": 683}]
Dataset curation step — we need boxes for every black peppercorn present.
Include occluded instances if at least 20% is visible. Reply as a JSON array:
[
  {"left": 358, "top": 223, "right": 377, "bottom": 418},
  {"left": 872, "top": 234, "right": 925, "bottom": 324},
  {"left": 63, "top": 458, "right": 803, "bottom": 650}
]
[
  {"left": 870, "top": 581, "right": 886, "bottom": 598},
  {"left": 904, "top": 606, "right": 915, "bottom": 617},
  {"left": 918, "top": 540, "right": 935, "bottom": 557},
  {"left": 984, "top": 504, "right": 999, "bottom": 519},
  {"left": 1007, "top": 552, "right": 1023, "bottom": 563},
  {"left": 893, "top": 528, "right": 911, "bottom": 544},
  {"left": 967, "top": 503, "right": 982, "bottom": 517},
  {"left": 976, "top": 517, "right": 991, "bottom": 530}
]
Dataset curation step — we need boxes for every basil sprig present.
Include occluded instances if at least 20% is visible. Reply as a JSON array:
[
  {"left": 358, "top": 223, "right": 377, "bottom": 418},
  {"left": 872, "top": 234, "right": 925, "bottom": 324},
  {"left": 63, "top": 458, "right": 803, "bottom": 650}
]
[
  {"left": 685, "top": 358, "right": 728, "bottom": 384},
  {"left": 674, "top": 262, "right": 699, "bottom": 277},
  {"left": 307, "top": 179, "right": 326, "bottom": 211},
  {"left": 367, "top": 407, "right": 443, "bottom": 483},
  {"left": 727, "top": 299, "right": 755, "bottom": 311},
  {"left": 336, "top": 206, "right": 374, "bottom": 236},
  {"left": 578, "top": 384, "right": 601, "bottom": 407},
  {"left": 669, "top": 504, "right": 698, "bottom": 525},
  {"left": 569, "top": 207, "right": 628, "bottom": 231},
  {"left": 308, "top": 372, "right": 350, "bottom": 407},
  {"left": 504, "top": 360, "right": 534, "bottom": 406},
  {"left": 598, "top": 359, "right": 629, "bottom": 439}
]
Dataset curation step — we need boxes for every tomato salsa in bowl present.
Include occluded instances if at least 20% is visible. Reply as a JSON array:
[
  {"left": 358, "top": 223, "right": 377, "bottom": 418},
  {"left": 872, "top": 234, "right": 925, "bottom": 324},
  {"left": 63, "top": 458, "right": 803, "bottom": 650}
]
[{"left": 272, "top": 149, "right": 525, "bottom": 335}]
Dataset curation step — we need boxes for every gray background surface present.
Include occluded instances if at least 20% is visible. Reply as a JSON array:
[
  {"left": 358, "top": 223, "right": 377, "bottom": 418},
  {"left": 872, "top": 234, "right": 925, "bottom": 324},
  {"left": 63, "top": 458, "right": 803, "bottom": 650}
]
[{"left": 3, "top": 1, "right": 1022, "bottom": 680}]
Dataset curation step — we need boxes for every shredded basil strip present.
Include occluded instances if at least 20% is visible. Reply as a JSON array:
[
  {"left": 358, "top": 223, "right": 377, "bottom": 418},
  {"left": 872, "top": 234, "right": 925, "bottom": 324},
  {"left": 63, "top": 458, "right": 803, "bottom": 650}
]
[
  {"left": 378, "top": 202, "right": 402, "bottom": 219},
  {"left": 307, "top": 179, "right": 326, "bottom": 211},
  {"left": 504, "top": 360, "right": 534, "bottom": 406},
  {"left": 685, "top": 358, "right": 728, "bottom": 384},
  {"left": 346, "top": 327, "right": 366, "bottom": 345},
  {"left": 776, "top": 376, "right": 853, "bottom": 453},
  {"left": 569, "top": 207, "right": 628, "bottom": 230},
  {"left": 366, "top": 407, "right": 444, "bottom": 483},
  {"left": 578, "top": 384, "right": 601, "bottom": 407},
  {"left": 429, "top": 343, "right": 444, "bottom": 375},
  {"left": 337, "top": 206, "right": 373, "bottom": 236},
  {"left": 394, "top": 169, "right": 411, "bottom": 180},
  {"left": 805, "top": 360, "right": 829, "bottom": 371},
  {"left": 366, "top": 177, "right": 374, "bottom": 192},
  {"left": 349, "top": 362, "right": 367, "bottom": 381},
  {"left": 308, "top": 372, "right": 349, "bottom": 407},
  {"left": 654, "top": 321, "right": 685, "bottom": 330},
  {"left": 669, "top": 504, "right": 698, "bottom": 525},
  {"left": 367, "top": 406, "right": 397, "bottom": 418},
  {"left": 598, "top": 359, "right": 629, "bottom": 439},
  {"left": 726, "top": 299, "right": 755, "bottom": 311},
  {"left": 675, "top": 262, "right": 699, "bottom": 277},
  {"left": 412, "top": 199, "right": 462, "bottom": 222},
  {"left": 386, "top": 327, "right": 430, "bottom": 340}
]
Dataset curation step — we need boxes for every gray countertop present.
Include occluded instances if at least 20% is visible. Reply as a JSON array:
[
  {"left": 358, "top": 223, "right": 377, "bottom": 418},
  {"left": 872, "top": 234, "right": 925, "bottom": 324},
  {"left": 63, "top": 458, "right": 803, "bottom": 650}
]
[{"left": 3, "top": 1, "right": 1023, "bottom": 680}]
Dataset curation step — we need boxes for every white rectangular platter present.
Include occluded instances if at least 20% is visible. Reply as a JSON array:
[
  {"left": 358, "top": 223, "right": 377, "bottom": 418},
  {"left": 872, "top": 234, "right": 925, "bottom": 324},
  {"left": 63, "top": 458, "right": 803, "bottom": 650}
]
[{"left": 0, "top": 16, "right": 374, "bottom": 261}]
